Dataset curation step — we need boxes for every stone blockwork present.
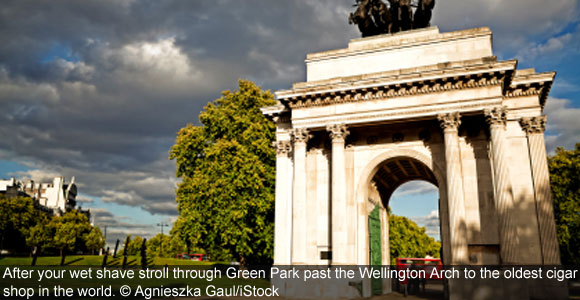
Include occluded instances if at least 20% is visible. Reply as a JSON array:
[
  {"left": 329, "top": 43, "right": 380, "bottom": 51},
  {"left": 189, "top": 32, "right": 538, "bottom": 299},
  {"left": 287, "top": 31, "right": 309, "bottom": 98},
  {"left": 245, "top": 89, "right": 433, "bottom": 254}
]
[{"left": 262, "top": 27, "right": 561, "bottom": 299}]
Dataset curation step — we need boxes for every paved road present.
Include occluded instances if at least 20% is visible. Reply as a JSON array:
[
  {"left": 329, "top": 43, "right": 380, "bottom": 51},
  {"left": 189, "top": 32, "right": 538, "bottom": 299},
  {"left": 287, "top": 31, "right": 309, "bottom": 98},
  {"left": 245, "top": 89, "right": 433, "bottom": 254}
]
[{"left": 188, "top": 283, "right": 445, "bottom": 300}]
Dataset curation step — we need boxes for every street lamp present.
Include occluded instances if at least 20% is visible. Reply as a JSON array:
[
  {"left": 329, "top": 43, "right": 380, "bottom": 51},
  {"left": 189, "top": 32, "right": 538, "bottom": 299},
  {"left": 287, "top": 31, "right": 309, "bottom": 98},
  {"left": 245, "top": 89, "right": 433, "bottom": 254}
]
[{"left": 156, "top": 223, "right": 169, "bottom": 256}]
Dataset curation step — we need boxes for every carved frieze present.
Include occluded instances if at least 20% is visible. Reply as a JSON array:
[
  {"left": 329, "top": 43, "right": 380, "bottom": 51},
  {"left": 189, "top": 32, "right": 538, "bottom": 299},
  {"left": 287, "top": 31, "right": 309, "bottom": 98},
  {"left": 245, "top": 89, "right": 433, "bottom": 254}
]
[
  {"left": 285, "top": 73, "right": 503, "bottom": 109},
  {"left": 505, "top": 86, "right": 542, "bottom": 98}
]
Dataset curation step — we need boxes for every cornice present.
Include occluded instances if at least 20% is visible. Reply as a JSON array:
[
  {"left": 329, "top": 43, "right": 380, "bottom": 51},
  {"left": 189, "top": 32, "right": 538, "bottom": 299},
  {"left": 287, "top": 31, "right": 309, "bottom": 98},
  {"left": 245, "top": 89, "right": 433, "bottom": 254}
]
[
  {"left": 504, "top": 71, "right": 555, "bottom": 108},
  {"left": 281, "top": 57, "right": 511, "bottom": 93},
  {"left": 276, "top": 59, "right": 517, "bottom": 109}
]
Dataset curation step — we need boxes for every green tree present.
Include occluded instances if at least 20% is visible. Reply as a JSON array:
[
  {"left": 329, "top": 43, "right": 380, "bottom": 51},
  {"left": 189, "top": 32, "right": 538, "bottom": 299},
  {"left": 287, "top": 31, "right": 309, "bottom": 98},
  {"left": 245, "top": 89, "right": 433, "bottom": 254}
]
[
  {"left": 389, "top": 209, "right": 441, "bottom": 264},
  {"left": 146, "top": 234, "right": 173, "bottom": 258},
  {"left": 25, "top": 216, "right": 51, "bottom": 253},
  {"left": 84, "top": 226, "right": 106, "bottom": 255},
  {"left": 170, "top": 79, "right": 276, "bottom": 264},
  {"left": 50, "top": 210, "right": 92, "bottom": 257},
  {"left": 126, "top": 236, "right": 144, "bottom": 256},
  {"left": 166, "top": 234, "right": 187, "bottom": 257},
  {"left": 0, "top": 195, "right": 44, "bottom": 254},
  {"left": 548, "top": 143, "right": 580, "bottom": 264}
]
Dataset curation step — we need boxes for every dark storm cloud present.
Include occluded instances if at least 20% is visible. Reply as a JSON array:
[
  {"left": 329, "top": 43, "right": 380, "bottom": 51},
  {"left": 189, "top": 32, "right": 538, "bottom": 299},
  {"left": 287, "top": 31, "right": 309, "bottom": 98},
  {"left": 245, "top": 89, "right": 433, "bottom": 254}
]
[
  {"left": 0, "top": 0, "right": 359, "bottom": 217},
  {"left": 1, "top": 0, "right": 579, "bottom": 220}
]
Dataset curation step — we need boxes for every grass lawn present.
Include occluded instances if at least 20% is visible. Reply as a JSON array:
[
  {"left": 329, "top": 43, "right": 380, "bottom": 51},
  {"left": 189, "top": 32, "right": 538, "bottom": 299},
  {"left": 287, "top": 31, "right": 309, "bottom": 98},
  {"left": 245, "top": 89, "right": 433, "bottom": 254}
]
[{"left": 0, "top": 255, "right": 270, "bottom": 299}]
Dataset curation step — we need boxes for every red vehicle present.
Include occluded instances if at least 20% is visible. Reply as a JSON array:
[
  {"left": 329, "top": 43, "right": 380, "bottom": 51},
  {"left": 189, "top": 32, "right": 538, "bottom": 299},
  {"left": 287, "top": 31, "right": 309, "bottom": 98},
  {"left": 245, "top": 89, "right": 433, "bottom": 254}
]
[
  {"left": 395, "top": 258, "right": 443, "bottom": 296},
  {"left": 190, "top": 253, "right": 210, "bottom": 261},
  {"left": 175, "top": 253, "right": 210, "bottom": 261}
]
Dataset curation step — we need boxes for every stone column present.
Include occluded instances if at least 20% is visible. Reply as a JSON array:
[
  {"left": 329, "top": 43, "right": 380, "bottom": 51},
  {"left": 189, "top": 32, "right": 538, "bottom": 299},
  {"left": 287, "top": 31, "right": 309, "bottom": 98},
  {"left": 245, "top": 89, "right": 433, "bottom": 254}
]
[
  {"left": 438, "top": 112, "right": 468, "bottom": 264},
  {"left": 291, "top": 128, "right": 309, "bottom": 264},
  {"left": 484, "top": 107, "right": 519, "bottom": 264},
  {"left": 327, "top": 123, "right": 350, "bottom": 265},
  {"left": 520, "top": 116, "right": 561, "bottom": 264},
  {"left": 274, "top": 140, "right": 292, "bottom": 265}
]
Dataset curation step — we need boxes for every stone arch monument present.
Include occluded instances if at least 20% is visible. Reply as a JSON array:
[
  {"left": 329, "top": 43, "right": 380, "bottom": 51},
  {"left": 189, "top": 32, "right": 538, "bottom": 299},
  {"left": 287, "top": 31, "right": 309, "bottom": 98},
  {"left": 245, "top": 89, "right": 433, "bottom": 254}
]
[{"left": 262, "top": 27, "right": 561, "bottom": 299}]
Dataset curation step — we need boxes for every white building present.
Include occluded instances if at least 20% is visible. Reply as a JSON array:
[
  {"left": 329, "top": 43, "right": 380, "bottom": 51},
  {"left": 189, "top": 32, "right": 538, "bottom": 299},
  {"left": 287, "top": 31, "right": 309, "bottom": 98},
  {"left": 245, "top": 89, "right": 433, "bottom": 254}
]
[
  {"left": 1, "top": 176, "right": 78, "bottom": 216},
  {"left": 0, "top": 178, "right": 16, "bottom": 190}
]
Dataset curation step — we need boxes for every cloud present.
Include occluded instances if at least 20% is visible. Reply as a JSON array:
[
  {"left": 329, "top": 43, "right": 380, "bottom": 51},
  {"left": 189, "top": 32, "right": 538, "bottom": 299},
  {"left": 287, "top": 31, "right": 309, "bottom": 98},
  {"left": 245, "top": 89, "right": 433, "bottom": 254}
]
[
  {"left": 75, "top": 194, "right": 94, "bottom": 204},
  {"left": 0, "top": 0, "right": 579, "bottom": 239},
  {"left": 552, "top": 78, "right": 580, "bottom": 93},
  {"left": 0, "top": 0, "right": 362, "bottom": 220},
  {"left": 10, "top": 155, "right": 178, "bottom": 216},
  {"left": 433, "top": 0, "right": 579, "bottom": 57},
  {"left": 544, "top": 97, "right": 580, "bottom": 152},
  {"left": 11, "top": 169, "right": 61, "bottom": 183},
  {"left": 517, "top": 33, "right": 574, "bottom": 62},
  {"left": 392, "top": 181, "right": 438, "bottom": 197},
  {"left": 409, "top": 210, "right": 440, "bottom": 240}
]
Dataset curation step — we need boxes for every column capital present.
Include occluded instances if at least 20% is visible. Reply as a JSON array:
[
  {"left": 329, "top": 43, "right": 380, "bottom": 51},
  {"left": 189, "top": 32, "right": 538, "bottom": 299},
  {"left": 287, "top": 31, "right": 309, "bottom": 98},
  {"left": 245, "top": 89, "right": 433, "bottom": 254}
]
[
  {"left": 520, "top": 116, "right": 547, "bottom": 135},
  {"left": 326, "top": 123, "right": 350, "bottom": 142},
  {"left": 291, "top": 127, "right": 310, "bottom": 144},
  {"left": 437, "top": 112, "right": 461, "bottom": 131},
  {"left": 484, "top": 106, "right": 507, "bottom": 127},
  {"left": 273, "top": 140, "right": 292, "bottom": 156}
]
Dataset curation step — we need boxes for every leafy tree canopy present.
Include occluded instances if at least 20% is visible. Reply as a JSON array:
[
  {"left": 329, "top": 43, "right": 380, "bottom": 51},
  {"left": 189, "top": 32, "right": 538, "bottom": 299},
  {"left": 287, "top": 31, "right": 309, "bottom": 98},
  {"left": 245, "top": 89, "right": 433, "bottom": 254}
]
[
  {"left": 389, "top": 208, "right": 441, "bottom": 265},
  {"left": 0, "top": 195, "right": 45, "bottom": 253},
  {"left": 126, "top": 236, "right": 144, "bottom": 256},
  {"left": 84, "top": 226, "right": 106, "bottom": 254},
  {"left": 1, "top": 195, "right": 104, "bottom": 256},
  {"left": 170, "top": 79, "right": 276, "bottom": 265},
  {"left": 25, "top": 218, "right": 51, "bottom": 251},
  {"left": 49, "top": 210, "right": 92, "bottom": 255},
  {"left": 146, "top": 234, "right": 186, "bottom": 258},
  {"left": 548, "top": 143, "right": 580, "bottom": 264}
]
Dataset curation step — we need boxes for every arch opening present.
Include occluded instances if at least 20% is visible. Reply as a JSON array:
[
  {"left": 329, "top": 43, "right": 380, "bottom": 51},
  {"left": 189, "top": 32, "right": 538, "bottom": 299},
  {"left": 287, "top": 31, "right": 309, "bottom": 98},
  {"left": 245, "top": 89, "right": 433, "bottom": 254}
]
[
  {"left": 366, "top": 156, "right": 445, "bottom": 297},
  {"left": 371, "top": 157, "right": 438, "bottom": 208},
  {"left": 368, "top": 157, "right": 443, "bottom": 261}
]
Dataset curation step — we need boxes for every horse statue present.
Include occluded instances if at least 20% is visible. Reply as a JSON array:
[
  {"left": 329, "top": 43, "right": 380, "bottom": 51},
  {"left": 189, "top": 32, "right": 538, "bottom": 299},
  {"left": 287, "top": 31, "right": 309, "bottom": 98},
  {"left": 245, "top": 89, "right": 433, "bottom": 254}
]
[
  {"left": 398, "top": 0, "right": 413, "bottom": 31},
  {"left": 388, "top": 0, "right": 401, "bottom": 33},
  {"left": 370, "top": 0, "right": 392, "bottom": 34},
  {"left": 413, "top": 0, "right": 435, "bottom": 29},
  {"left": 349, "top": 0, "right": 379, "bottom": 37},
  {"left": 349, "top": 0, "right": 435, "bottom": 37}
]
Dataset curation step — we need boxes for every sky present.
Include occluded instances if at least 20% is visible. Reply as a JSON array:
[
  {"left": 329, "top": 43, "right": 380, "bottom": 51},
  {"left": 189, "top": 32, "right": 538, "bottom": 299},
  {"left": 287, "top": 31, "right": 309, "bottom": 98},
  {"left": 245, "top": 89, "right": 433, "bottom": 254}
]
[{"left": 1, "top": 0, "right": 579, "bottom": 245}]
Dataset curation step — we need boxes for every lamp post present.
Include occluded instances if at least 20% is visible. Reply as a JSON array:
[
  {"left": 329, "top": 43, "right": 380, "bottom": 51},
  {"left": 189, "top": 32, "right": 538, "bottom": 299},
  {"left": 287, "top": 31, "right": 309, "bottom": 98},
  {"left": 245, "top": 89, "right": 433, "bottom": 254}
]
[{"left": 156, "top": 223, "right": 169, "bottom": 256}]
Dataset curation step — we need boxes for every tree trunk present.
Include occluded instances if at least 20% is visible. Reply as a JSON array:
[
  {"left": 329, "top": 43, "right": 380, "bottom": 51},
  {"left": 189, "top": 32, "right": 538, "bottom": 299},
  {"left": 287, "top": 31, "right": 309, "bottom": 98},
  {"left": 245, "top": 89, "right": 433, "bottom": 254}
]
[
  {"left": 0, "top": 231, "right": 4, "bottom": 258},
  {"left": 60, "top": 248, "right": 66, "bottom": 266},
  {"left": 240, "top": 256, "right": 246, "bottom": 267},
  {"left": 31, "top": 246, "right": 38, "bottom": 266},
  {"left": 102, "top": 247, "right": 109, "bottom": 268}
]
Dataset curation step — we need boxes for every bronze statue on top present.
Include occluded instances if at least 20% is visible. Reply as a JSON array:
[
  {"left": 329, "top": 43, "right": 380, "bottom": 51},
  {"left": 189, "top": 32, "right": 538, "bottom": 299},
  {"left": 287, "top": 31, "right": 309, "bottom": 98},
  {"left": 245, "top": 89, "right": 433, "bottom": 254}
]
[{"left": 349, "top": 0, "right": 435, "bottom": 37}]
